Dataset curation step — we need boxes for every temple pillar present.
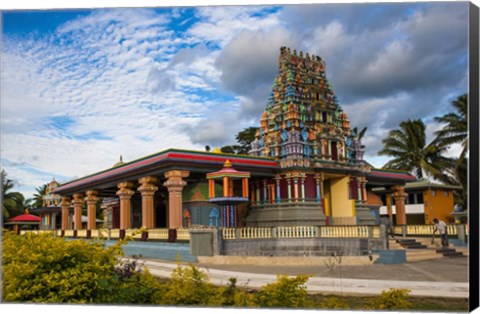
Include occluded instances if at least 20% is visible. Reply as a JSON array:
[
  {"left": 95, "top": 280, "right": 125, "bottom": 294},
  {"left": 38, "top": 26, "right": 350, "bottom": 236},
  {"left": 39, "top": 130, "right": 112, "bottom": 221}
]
[
  {"left": 286, "top": 176, "right": 292, "bottom": 202},
  {"left": 250, "top": 182, "right": 256, "bottom": 205},
  {"left": 361, "top": 178, "right": 368, "bottom": 203},
  {"left": 328, "top": 140, "right": 332, "bottom": 160},
  {"left": 356, "top": 177, "right": 363, "bottom": 202},
  {"left": 209, "top": 179, "right": 215, "bottom": 198},
  {"left": 300, "top": 173, "right": 306, "bottom": 202},
  {"left": 274, "top": 174, "right": 282, "bottom": 204},
  {"left": 386, "top": 191, "right": 393, "bottom": 222},
  {"left": 314, "top": 172, "right": 324, "bottom": 202},
  {"left": 60, "top": 196, "right": 71, "bottom": 233},
  {"left": 138, "top": 176, "right": 158, "bottom": 229},
  {"left": 262, "top": 179, "right": 268, "bottom": 204},
  {"left": 72, "top": 193, "right": 84, "bottom": 234},
  {"left": 293, "top": 176, "right": 299, "bottom": 202},
  {"left": 393, "top": 185, "right": 407, "bottom": 225},
  {"left": 223, "top": 177, "right": 229, "bottom": 197},
  {"left": 163, "top": 170, "right": 189, "bottom": 232},
  {"left": 85, "top": 190, "right": 99, "bottom": 233},
  {"left": 242, "top": 177, "right": 249, "bottom": 198},
  {"left": 116, "top": 181, "right": 135, "bottom": 232}
]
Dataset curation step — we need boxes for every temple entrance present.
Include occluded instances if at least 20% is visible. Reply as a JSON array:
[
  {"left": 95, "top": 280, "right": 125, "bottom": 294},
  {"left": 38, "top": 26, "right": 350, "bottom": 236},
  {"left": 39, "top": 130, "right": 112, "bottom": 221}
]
[{"left": 155, "top": 204, "right": 167, "bottom": 227}]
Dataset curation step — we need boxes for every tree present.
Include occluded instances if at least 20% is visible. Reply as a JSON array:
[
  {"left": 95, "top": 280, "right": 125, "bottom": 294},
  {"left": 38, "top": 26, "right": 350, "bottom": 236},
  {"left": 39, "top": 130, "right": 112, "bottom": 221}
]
[
  {"left": 235, "top": 127, "right": 258, "bottom": 155},
  {"left": 1, "top": 170, "right": 25, "bottom": 221},
  {"left": 433, "top": 94, "right": 468, "bottom": 208},
  {"left": 32, "top": 183, "right": 48, "bottom": 208},
  {"left": 378, "top": 119, "right": 454, "bottom": 181},
  {"left": 220, "top": 127, "right": 258, "bottom": 155},
  {"left": 434, "top": 94, "right": 468, "bottom": 160}
]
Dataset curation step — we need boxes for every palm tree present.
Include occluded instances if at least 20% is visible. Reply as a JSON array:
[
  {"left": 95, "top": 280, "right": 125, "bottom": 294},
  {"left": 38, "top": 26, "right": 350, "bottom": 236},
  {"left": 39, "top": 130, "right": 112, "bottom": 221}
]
[
  {"left": 433, "top": 94, "right": 468, "bottom": 208},
  {"left": 1, "top": 170, "right": 25, "bottom": 221},
  {"left": 32, "top": 183, "right": 48, "bottom": 208},
  {"left": 434, "top": 94, "right": 468, "bottom": 160},
  {"left": 445, "top": 157, "right": 468, "bottom": 209},
  {"left": 378, "top": 119, "right": 455, "bottom": 180}
]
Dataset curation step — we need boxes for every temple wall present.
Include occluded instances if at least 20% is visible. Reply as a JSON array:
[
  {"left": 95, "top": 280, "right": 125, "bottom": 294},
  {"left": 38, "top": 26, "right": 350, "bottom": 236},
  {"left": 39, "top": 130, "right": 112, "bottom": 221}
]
[
  {"left": 218, "top": 237, "right": 383, "bottom": 256},
  {"left": 329, "top": 176, "right": 355, "bottom": 222}
]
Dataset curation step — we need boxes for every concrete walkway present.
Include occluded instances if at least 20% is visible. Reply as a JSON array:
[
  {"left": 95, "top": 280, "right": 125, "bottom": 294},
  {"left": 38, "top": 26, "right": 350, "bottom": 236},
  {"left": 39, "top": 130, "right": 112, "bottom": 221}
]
[{"left": 139, "top": 256, "right": 469, "bottom": 298}]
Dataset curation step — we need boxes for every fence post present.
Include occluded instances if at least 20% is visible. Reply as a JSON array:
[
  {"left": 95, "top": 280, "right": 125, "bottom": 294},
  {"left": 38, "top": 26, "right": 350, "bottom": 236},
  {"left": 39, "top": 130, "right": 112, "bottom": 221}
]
[
  {"left": 379, "top": 224, "right": 388, "bottom": 249},
  {"left": 214, "top": 228, "right": 223, "bottom": 255},
  {"left": 235, "top": 228, "right": 242, "bottom": 239},
  {"left": 456, "top": 224, "right": 467, "bottom": 244},
  {"left": 402, "top": 225, "right": 407, "bottom": 238},
  {"left": 271, "top": 226, "right": 277, "bottom": 238}
]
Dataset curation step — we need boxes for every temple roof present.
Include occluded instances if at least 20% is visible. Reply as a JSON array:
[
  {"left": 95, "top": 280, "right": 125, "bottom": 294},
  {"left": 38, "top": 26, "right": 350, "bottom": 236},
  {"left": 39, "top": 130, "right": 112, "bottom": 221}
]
[
  {"left": 206, "top": 160, "right": 251, "bottom": 180},
  {"left": 7, "top": 209, "right": 40, "bottom": 223},
  {"left": 53, "top": 148, "right": 278, "bottom": 195}
]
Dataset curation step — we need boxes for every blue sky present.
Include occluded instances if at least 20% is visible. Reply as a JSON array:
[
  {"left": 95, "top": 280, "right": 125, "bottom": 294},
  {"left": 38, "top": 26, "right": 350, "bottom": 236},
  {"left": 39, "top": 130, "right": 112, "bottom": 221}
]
[{"left": 0, "top": 1, "right": 470, "bottom": 199}]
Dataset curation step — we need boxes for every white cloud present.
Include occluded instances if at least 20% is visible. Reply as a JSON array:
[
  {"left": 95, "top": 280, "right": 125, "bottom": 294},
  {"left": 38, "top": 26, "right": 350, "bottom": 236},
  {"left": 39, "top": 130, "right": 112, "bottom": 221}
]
[{"left": 0, "top": 3, "right": 469, "bottom": 199}]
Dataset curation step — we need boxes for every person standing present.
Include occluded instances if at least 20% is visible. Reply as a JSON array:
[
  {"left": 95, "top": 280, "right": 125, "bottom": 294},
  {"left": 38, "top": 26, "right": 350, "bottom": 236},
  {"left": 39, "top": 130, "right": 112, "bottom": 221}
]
[{"left": 433, "top": 218, "right": 448, "bottom": 247}]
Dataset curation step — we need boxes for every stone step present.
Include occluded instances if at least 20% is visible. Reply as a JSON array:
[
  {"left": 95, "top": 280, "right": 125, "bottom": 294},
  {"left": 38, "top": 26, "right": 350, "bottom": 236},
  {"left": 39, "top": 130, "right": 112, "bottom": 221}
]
[
  {"left": 435, "top": 247, "right": 464, "bottom": 258},
  {"left": 397, "top": 241, "right": 428, "bottom": 249},
  {"left": 405, "top": 250, "right": 443, "bottom": 261}
]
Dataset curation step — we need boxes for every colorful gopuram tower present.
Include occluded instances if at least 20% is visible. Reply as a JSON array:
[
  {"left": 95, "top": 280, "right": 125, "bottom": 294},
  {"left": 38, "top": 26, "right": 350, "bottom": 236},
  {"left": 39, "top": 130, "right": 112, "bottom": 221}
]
[{"left": 247, "top": 47, "right": 373, "bottom": 226}]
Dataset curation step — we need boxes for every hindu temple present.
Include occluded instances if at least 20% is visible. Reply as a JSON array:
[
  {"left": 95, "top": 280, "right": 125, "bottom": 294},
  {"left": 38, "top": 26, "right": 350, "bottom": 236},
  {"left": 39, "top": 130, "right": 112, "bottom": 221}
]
[{"left": 49, "top": 47, "right": 416, "bottom": 240}]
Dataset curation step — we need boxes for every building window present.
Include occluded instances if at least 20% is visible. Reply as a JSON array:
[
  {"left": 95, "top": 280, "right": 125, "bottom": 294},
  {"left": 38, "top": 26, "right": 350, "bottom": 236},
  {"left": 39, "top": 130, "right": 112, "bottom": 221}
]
[
  {"left": 380, "top": 194, "right": 386, "bottom": 205},
  {"left": 432, "top": 190, "right": 436, "bottom": 197},
  {"left": 408, "top": 193, "right": 415, "bottom": 204},
  {"left": 444, "top": 191, "right": 449, "bottom": 197},
  {"left": 417, "top": 193, "right": 424, "bottom": 204}
]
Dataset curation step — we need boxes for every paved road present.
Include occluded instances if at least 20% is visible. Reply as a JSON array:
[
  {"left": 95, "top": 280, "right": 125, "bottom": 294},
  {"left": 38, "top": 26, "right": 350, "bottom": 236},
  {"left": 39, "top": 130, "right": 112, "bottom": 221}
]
[{"left": 139, "top": 256, "right": 469, "bottom": 298}]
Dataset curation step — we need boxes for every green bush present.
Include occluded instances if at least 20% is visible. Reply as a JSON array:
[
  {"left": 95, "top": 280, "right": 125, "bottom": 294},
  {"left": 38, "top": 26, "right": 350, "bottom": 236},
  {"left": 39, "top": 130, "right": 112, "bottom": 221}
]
[
  {"left": 159, "top": 263, "right": 220, "bottom": 306},
  {"left": 318, "top": 296, "right": 351, "bottom": 309},
  {"left": 366, "top": 288, "right": 412, "bottom": 310},
  {"left": 253, "top": 274, "right": 312, "bottom": 308},
  {"left": 2, "top": 231, "right": 162, "bottom": 304}
]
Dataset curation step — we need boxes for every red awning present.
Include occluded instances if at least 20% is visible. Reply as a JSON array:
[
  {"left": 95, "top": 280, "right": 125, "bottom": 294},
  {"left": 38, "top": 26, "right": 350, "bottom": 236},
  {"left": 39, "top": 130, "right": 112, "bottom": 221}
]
[{"left": 8, "top": 209, "right": 40, "bottom": 223}]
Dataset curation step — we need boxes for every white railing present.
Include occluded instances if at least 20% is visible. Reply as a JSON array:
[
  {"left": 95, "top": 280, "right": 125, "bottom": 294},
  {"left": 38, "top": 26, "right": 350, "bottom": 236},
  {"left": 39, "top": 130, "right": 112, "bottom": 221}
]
[
  {"left": 404, "top": 224, "right": 458, "bottom": 236},
  {"left": 318, "top": 226, "right": 370, "bottom": 238},
  {"left": 177, "top": 228, "right": 190, "bottom": 241},
  {"left": 241, "top": 227, "right": 272, "bottom": 239},
  {"left": 223, "top": 228, "right": 237, "bottom": 239},
  {"left": 277, "top": 226, "right": 317, "bottom": 238},
  {"left": 222, "top": 225, "right": 377, "bottom": 240},
  {"left": 17, "top": 224, "right": 466, "bottom": 241},
  {"left": 110, "top": 229, "right": 120, "bottom": 239},
  {"left": 148, "top": 228, "right": 168, "bottom": 240}
]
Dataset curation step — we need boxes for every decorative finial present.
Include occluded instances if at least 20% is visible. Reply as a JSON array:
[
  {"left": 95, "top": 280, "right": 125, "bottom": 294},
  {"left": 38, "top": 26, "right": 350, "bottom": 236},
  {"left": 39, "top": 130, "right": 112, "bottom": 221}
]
[{"left": 223, "top": 159, "right": 232, "bottom": 168}]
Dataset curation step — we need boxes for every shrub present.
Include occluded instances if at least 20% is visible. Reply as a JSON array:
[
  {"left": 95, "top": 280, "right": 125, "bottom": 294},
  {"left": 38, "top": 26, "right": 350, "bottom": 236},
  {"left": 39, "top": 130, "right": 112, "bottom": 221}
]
[
  {"left": 2, "top": 231, "right": 163, "bottom": 304},
  {"left": 160, "top": 263, "right": 220, "bottom": 306},
  {"left": 366, "top": 288, "right": 412, "bottom": 310},
  {"left": 318, "top": 296, "right": 351, "bottom": 309},
  {"left": 253, "top": 274, "right": 312, "bottom": 308}
]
